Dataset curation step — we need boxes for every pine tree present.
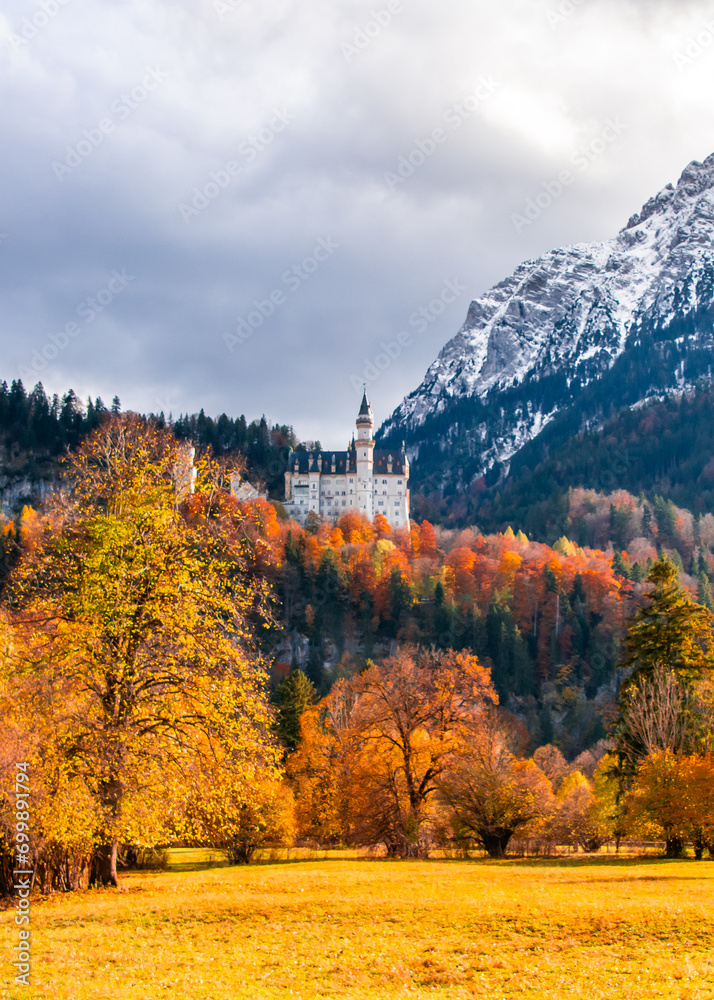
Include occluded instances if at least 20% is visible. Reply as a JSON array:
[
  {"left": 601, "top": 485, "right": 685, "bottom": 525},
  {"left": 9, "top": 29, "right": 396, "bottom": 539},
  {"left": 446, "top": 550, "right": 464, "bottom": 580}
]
[
  {"left": 432, "top": 581, "right": 451, "bottom": 647},
  {"left": 698, "top": 572, "right": 714, "bottom": 613},
  {"left": 653, "top": 495, "right": 676, "bottom": 540},
  {"left": 275, "top": 670, "right": 316, "bottom": 752},
  {"left": 609, "top": 504, "right": 630, "bottom": 550},
  {"left": 612, "top": 551, "right": 631, "bottom": 580},
  {"left": 386, "top": 567, "right": 412, "bottom": 639},
  {"left": 642, "top": 504, "right": 652, "bottom": 537},
  {"left": 618, "top": 554, "right": 714, "bottom": 695}
]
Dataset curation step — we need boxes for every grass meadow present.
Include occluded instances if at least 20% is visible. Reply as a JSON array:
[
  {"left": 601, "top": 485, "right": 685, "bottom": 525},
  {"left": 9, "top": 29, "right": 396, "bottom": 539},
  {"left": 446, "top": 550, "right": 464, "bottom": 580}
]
[{"left": 2, "top": 851, "right": 714, "bottom": 1000}]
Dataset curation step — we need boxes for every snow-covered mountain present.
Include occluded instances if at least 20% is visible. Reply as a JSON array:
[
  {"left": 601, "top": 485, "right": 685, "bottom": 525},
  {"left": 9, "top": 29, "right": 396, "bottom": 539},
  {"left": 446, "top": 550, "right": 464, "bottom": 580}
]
[{"left": 379, "top": 154, "right": 714, "bottom": 490}]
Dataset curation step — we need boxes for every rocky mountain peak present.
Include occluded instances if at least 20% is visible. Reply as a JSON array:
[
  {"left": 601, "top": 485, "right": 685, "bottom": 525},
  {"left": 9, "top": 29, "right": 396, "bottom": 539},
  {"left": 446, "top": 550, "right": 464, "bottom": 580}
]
[
  {"left": 379, "top": 152, "right": 714, "bottom": 492},
  {"left": 625, "top": 153, "right": 714, "bottom": 230}
]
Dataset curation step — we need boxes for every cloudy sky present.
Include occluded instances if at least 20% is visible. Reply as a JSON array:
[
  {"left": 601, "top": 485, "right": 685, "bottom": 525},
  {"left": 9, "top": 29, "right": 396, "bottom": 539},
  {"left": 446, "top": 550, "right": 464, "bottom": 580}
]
[{"left": 2, "top": 0, "right": 714, "bottom": 444}]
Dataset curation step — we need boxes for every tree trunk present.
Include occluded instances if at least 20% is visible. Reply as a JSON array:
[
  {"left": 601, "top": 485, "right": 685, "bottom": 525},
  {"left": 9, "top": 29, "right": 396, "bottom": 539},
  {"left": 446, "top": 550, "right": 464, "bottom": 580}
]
[
  {"left": 481, "top": 830, "right": 513, "bottom": 858},
  {"left": 665, "top": 836, "right": 683, "bottom": 859},
  {"left": 91, "top": 839, "right": 120, "bottom": 886},
  {"left": 94, "top": 774, "right": 123, "bottom": 886}
]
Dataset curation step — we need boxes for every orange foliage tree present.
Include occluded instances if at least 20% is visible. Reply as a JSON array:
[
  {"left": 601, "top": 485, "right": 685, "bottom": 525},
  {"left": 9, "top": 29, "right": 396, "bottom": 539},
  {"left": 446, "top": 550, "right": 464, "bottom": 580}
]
[
  {"left": 437, "top": 709, "right": 554, "bottom": 857},
  {"left": 336, "top": 511, "right": 375, "bottom": 544},
  {"left": 290, "top": 646, "right": 497, "bottom": 856}
]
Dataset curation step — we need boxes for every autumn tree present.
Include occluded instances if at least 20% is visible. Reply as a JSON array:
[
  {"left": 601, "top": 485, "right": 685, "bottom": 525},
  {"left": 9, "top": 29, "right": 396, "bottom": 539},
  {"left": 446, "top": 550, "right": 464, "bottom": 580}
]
[
  {"left": 289, "top": 647, "right": 497, "bottom": 856},
  {"left": 288, "top": 683, "right": 356, "bottom": 844},
  {"left": 373, "top": 513, "right": 392, "bottom": 539},
  {"left": 418, "top": 521, "right": 439, "bottom": 559},
  {"left": 624, "top": 751, "right": 697, "bottom": 858},
  {"left": 618, "top": 669, "right": 693, "bottom": 763},
  {"left": 181, "top": 770, "right": 294, "bottom": 865},
  {"left": 590, "top": 752, "right": 626, "bottom": 851},
  {"left": 437, "top": 709, "right": 554, "bottom": 857},
  {"left": 336, "top": 511, "right": 375, "bottom": 544},
  {"left": 346, "top": 646, "right": 497, "bottom": 856},
  {"left": 0, "top": 643, "right": 111, "bottom": 894},
  {"left": 551, "top": 770, "right": 612, "bottom": 852},
  {"left": 5, "top": 416, "right": 280, "bottom": 886},
  {"left": 532, "top": 744, "right": 570, "bottom": 792}
]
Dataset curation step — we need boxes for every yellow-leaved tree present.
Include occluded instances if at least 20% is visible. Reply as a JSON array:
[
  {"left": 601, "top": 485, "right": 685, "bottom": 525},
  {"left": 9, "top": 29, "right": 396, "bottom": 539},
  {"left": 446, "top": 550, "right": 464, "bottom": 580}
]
[
  {"left": 624, "top": 750, "right": 714, "bottom": 858},
  {"left": 3, "top": 416, "right": 282, "bottom": 887}
]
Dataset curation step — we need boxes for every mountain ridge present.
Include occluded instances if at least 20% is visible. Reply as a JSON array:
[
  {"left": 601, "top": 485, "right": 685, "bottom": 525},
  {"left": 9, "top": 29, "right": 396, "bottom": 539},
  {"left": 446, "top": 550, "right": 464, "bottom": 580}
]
[{"left": 379, "top": 153, "right": 714, "bottom": 491}]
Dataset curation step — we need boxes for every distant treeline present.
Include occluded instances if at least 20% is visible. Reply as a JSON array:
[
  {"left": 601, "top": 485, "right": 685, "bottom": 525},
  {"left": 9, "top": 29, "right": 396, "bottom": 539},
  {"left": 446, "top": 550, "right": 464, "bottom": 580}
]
[
  {"left": 0, "top": 380, "right": 114, "bottom": 455},
  {"left": 173, "top": 410, "right": 296, "bottom": 493},
  {"left": 0, "top": 378, "right": 296, "bottom": 497},
  {"left": 9, "top": 373, "right": 714, "bottom": 544}
]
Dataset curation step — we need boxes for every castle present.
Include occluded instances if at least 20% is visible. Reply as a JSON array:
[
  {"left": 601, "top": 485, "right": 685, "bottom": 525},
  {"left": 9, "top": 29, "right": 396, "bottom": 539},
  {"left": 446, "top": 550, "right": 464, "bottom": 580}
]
[{"left": 282, "top": 392, "right": 410, "bottom": 529}]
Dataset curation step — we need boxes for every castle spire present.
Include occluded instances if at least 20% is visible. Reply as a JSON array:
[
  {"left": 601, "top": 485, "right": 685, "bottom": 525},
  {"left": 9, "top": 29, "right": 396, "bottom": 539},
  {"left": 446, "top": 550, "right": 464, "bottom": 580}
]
[
  {"left": 355, "top": 389, "right": 374, "bottom": 521},
  {"left": 357, "top": 391, "right": 374, "bottom": 429}
]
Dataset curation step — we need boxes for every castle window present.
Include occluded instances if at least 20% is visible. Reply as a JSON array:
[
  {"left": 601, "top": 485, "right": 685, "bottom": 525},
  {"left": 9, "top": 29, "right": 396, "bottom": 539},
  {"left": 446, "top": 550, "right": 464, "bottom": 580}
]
[
  {"left": 382, "top": 479, "right": 387, "bottom": 484},
  {"left": 397, "top": 479, "right": 403, "bottom": 485}
]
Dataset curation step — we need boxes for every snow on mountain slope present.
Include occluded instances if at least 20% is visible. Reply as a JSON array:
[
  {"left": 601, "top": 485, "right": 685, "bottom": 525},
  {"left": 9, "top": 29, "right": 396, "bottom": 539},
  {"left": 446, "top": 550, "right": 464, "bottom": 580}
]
[{"left": 382, "top": 154, "right": 714, "bottom": 476}]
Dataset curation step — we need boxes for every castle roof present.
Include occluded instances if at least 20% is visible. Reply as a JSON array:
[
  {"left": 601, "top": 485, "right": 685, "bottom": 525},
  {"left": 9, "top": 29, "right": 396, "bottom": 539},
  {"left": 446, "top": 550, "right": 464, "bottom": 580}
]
[
  {"left": 358, "top": 390, "right": 372, "bottom": 416},
  {"left": 288, "top": 451, "right": 349, "bottom": 475},
  {"left": 373, "top": 452, "right": 408, "bottom": 475},
  {"left": 288, "top": 447, "right": 408, "bottom": 477}
]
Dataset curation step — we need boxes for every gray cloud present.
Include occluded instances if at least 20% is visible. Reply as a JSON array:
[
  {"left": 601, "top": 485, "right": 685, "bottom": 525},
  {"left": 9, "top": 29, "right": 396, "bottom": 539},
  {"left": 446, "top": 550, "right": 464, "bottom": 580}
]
[{"left": 2, "top": 0, "right": 714, "bottom": 444}]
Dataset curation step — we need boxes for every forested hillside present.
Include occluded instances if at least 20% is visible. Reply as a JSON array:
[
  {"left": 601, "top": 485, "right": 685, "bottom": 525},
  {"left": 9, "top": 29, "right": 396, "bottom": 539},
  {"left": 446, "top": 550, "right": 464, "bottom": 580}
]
[
  {"left": 6, "top": 378, "right": 714, "bottom": 756},
  {"left": 3, "top": 417, "right": 714, "bottom": 889},
  {"left": 407, "top": 382, "right": 714, "bottom": 535},
  {"left": 0, "top": 378, "right": 295, "bottom": 511},
  {"left": 231, "top": 502, "right": 654, "bottom": 755}
]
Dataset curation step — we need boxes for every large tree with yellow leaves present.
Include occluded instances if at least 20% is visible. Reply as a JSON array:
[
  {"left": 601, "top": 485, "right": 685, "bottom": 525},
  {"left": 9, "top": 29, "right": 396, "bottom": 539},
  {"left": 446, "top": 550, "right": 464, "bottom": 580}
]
[{"left": 4, "top": 416, "right": 280, "bottom": 886}]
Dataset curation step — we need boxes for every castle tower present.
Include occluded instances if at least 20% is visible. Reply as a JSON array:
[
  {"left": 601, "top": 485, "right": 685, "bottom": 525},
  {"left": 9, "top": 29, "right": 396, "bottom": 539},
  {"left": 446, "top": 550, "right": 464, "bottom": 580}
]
[{"left": 355, "top": 390, "right": 374, "bottom": 521}]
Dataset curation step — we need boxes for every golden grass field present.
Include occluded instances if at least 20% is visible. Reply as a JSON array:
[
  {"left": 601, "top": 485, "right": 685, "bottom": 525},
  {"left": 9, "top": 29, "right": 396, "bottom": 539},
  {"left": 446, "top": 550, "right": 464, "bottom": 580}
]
[{"left": 2, "top": 851, "right": 714, "bottom": 1000}]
